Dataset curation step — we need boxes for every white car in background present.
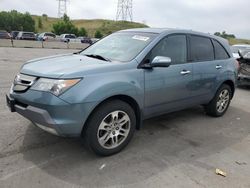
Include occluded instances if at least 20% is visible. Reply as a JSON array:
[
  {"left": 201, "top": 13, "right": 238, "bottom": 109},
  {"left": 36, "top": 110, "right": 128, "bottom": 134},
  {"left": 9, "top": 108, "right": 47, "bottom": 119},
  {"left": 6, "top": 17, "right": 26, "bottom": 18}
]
[
  {"left": 60, "top": 34, "right": 80, "bottom": 43},
  {"left": 37, "top": 32, "right": 56, "bottom": 41},
  {"left": 231, "top": 44, "right": 250, "bottom": 59}
]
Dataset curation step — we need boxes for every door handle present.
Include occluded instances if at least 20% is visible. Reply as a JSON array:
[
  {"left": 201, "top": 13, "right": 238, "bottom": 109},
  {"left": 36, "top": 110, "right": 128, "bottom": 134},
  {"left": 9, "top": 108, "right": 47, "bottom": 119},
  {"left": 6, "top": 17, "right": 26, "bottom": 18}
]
[
  {"left": 216, "top": 65, "right": 222, "bottom": 69},
  {"left": 180, "top": 70, "right": 191, "bottom": 75}
]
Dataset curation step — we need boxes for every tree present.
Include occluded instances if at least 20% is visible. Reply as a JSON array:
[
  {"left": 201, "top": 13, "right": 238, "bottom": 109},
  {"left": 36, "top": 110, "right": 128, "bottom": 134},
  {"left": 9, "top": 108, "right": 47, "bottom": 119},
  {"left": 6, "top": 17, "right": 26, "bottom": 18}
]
[
  {"left": 214, "top": 31, "right": 236, "bottom": 39},
  {"left": 214, "top": 32, "right": 221, "bottom": 37},
  {"left": 22, "top": 12, "right": 35, "bottom": 32},
  {"left": 0, "top": 10, "right": 35, "bottom": 32},
  {"left": 52, "top": 14, "right": 79, "bottom": 35},
  {"left": 38, "top": 17, "right": 43, "bottom": 29},
  {"left": 42, "top": 14, "right": 48, "bottom": 21},
  {"left": 78, "top": 27, "right": 87, "bottom": 36},
  {"left": 95, "top": 30, "right": 103, "bottom": 38}
]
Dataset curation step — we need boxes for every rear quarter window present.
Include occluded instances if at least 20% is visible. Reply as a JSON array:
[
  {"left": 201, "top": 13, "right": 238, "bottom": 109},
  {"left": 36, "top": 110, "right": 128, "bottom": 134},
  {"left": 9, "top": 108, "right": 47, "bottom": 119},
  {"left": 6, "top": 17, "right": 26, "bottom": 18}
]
[
  {"left": 190, "top": 35, "right": 214, "bottom": 62},
  {"left": 212, "top": 39, "right": 230, "bottom": 60}
]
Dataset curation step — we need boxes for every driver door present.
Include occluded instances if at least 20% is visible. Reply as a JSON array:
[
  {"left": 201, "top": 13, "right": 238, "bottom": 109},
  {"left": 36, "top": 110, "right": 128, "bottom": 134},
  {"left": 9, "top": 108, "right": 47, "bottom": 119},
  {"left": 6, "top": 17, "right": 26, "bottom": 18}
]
[{"left": 143, "top": 34, "right": 193, "bottom": 117}]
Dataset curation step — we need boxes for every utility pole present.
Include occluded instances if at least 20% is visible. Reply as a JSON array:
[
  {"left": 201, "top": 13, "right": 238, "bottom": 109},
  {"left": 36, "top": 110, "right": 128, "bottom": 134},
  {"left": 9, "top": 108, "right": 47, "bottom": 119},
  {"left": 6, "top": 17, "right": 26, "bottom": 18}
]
[
  {"left": 57, "top": 0, "right": 68, "bottom": 18},
  {"left": 116, "top": 0, "right": 133, "bottom": 22}
]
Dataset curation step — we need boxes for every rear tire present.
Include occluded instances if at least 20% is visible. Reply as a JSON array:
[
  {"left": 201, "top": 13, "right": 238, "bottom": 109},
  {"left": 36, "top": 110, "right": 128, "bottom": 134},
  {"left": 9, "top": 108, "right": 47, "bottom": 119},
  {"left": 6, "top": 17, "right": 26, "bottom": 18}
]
[
  {"left": 205, "top": 84, "right": 232, "bottom": 117},
  {"left": 83, "top": 100, "right": 136, "bottom": 156}
]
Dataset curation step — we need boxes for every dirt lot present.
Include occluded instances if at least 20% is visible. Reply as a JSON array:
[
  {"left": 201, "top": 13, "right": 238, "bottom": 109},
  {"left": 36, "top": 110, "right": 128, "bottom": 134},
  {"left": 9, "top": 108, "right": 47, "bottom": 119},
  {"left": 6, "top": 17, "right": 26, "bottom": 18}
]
[{"left": 0, "top": 47, "right": 250, "bottom": 188}]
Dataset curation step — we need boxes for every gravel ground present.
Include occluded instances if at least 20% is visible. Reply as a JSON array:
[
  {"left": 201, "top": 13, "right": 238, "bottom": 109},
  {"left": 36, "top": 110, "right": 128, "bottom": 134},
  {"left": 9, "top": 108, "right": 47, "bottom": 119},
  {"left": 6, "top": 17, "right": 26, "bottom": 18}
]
[{"left": 0, "top": 47, "right": 250, "bottom": 188}]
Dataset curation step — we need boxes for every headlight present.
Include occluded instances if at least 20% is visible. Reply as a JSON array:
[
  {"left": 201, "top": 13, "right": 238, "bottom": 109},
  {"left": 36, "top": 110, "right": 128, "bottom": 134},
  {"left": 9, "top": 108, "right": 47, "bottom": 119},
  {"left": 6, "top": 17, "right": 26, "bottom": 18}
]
[{"left": 31, "top": 78, "right": 81, "bottom": 96}]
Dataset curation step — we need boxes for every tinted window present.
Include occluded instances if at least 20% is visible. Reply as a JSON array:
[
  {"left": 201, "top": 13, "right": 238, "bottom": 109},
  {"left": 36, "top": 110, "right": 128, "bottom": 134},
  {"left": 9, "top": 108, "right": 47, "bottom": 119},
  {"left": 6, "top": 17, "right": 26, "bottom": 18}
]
[
  {"left": 212, "top": 40, "right": 229, "bottom": 60},
  {"left": 150, "top": 35, "right": 187, "bottom": 64},
  {"left": 190, "top": 36, "right": 214, "bottom": 61},
  {"left": 65, "top": 35, "right": 75, "bottom": 38},
  {"left": 45, "top": 33, "right": 55, "bottom": 37},
  {"left": 23, "top": 33, "right": 35, "bottom": 37},
  {"left": 69, "top": 35, "right": 76, "bottom": 38}
]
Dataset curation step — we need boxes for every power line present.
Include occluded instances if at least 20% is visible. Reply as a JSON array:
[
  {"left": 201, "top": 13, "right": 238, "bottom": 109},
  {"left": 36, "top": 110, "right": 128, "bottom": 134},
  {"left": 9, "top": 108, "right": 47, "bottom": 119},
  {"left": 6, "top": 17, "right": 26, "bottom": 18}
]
[{"left": 116, "top": 0, "right": 133, "bottom": 22}]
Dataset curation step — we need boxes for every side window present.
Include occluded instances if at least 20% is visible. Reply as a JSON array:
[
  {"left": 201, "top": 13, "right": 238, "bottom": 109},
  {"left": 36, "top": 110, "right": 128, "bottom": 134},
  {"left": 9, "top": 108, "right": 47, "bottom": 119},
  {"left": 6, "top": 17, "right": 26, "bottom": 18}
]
[
  {"left": 190, "top": 35, "right": 214, "bottom": 61},
  {"left": 150, "top": 35, "right": 187, "bottom": 64},
  {"left": 212, "top": 39, "right": 230, "bottom": 60}
]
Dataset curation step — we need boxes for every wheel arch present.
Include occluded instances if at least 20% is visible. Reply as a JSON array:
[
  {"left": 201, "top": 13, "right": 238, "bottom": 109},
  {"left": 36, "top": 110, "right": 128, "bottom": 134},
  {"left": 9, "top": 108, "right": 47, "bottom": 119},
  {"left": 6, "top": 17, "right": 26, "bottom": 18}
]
[
  {"left": 222, "top": 80, "right": 235, "bottom": 99},
  {"left": 81, "top": 94, "right": 142, "bottom": 136}
]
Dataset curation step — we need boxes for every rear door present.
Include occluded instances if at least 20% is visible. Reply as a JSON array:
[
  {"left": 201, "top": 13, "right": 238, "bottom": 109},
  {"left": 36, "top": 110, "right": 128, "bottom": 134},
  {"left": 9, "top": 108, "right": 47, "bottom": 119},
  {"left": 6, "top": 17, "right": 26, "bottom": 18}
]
[
  {"left": 144, "top": 34, "right": 193, "bottom": 117},
  {"left": 189, "top": 35, "right": 229, "bottom": 103}
]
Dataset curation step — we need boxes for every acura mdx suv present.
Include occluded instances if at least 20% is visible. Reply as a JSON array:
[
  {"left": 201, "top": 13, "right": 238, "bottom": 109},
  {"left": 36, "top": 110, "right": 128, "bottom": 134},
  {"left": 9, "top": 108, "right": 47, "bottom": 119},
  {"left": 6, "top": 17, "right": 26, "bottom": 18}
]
[{"left": 6, "top": 28, "right": 238, "bottom": 156}]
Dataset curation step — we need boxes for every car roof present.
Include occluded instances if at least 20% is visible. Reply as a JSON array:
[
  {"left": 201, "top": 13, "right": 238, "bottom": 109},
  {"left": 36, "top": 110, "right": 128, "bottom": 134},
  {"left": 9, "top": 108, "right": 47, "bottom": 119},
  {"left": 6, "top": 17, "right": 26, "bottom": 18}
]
[
  {"left": 20, "top": 31, "right": 35, "bottom": 34},
  {"left": 120, "top": 28, "right": 219, "bottom": 37},
  {"left": 120, "top": 28, "right": 227, "bottom": 42},
  {"left": 42, "top": 32, "right": 55, "bottom": 34},
  {"left": 119, "top": 28, "right": 174, "bottom": 34}
]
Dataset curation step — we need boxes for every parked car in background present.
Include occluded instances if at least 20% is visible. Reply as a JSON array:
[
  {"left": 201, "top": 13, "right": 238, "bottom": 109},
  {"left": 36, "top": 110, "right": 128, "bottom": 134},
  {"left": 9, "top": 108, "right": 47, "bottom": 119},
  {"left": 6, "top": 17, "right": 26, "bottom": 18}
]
[
  {"left": 91, "top": 38, "right": 100, "bottom": 44},
  {"left": 35, "top": 33, "right": 40, "bottom": 40},
  {"left": 37, "top": 32, "right": 56, "bottom": 41},
  {"left": 10, "top": 31, "right": 20, "bottom": 39},
  {"left": 0, "top": 30, "right": 11, "bottom": 39},
  {"left": 237, "top": 48, "right": 250, "bottom": 86},
  {"left": 16, "top": 32, "right": 36, "bottom": 40},
  {"left": 60, "top": 34, "right": 78, "bottom": 42},
  {"left": 231, "top": 44, "right": 250, "bottom": 59},
  {"left": 79, "top": 37, "right": 93, "bottom": 45},
  {"left": 7, "top": 28, "right": 237, "bottom": 156}
]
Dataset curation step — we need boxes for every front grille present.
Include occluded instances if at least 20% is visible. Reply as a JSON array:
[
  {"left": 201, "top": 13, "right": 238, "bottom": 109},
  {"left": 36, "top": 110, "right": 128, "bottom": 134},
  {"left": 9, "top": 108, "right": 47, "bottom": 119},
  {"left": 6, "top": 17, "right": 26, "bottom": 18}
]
[{"left": 13, "top": 74, "right": 37, "bottom": 92}]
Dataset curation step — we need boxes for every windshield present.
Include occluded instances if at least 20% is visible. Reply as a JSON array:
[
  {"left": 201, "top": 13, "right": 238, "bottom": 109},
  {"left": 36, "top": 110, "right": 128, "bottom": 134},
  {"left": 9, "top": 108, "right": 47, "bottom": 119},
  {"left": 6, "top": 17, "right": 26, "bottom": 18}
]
[{"left": 81, "top": 32, "right": 157, "bottom": 62}]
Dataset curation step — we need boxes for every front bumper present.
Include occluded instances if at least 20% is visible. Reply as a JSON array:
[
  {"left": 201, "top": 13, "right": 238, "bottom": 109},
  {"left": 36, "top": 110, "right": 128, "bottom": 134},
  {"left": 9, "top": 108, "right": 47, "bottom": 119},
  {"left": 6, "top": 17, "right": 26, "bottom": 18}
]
[
  {"left": 6, "top": 94, "right": 59, "bottom": 135},
  {"left": 6, "top": 90, "right": 97, "bottom": 137},
  {"left": 238, "top": 74, "right": 250, "bottom": 86}
]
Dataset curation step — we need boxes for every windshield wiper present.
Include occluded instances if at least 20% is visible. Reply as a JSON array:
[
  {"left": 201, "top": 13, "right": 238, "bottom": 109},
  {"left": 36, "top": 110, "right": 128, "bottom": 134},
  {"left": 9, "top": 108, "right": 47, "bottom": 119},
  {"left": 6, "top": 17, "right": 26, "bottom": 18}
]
[{"left": 84, "top": 54, "right": 111, "bottom": 62}]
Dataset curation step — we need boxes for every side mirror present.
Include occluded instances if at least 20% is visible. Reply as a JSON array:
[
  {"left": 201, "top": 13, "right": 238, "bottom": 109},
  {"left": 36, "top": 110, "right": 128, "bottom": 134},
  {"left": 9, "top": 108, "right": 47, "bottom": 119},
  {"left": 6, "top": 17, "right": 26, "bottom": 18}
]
[{"left": 151, "top": 56, "right": 171, "bottom": 67}]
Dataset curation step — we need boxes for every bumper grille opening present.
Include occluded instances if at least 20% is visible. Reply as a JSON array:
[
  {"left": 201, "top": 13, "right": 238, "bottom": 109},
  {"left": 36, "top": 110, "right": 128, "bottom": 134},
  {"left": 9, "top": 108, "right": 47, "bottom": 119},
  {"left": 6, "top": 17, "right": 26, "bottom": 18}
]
[{"left": 15, "top": 100, "right": 28, "bottom": 108}]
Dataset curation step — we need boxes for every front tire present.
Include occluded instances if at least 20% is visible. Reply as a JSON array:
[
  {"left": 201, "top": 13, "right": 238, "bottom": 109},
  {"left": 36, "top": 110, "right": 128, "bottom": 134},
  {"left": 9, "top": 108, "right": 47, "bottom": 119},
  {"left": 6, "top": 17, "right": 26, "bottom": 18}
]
[
  {"left": 83, "top": 100, "right": 136, "bottom": 156},
  {"left": 205, "top": 84, "right": 232, "bottom": 117}
]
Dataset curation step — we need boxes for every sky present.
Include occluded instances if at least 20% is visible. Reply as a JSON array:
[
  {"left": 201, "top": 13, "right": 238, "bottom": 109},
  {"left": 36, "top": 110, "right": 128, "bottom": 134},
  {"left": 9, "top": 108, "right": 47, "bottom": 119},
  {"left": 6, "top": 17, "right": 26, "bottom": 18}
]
[{"left": 1, "top": 0, "right": 250, "bottom": 39}]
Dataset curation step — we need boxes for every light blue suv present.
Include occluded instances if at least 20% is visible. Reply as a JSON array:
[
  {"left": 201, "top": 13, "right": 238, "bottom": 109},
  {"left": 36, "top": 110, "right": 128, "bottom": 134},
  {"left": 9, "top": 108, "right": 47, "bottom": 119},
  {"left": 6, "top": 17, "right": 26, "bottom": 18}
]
[{"left": 6, "top": 28, "right": 238, "bottom": 156}]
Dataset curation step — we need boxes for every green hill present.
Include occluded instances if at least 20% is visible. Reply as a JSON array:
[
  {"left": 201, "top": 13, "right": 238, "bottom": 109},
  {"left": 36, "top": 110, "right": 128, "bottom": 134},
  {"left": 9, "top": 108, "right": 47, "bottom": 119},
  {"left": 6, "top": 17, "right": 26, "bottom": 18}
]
[
  {"left": 228, "top": 38, "right": 250, "bottom": 45},
  {"left": 31, "top": 15, "right": 250, "bottom": 44},
  {"left": 32, "top": 15, "right": 148, "bottom": 37}
]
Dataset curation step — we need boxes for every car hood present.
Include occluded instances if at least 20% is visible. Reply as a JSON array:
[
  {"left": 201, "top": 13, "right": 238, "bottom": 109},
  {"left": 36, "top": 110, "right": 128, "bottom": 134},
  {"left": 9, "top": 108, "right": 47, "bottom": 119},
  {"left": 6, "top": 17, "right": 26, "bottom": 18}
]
[{"left": 20, "top": 54, "right": 115, "bottom": 78}]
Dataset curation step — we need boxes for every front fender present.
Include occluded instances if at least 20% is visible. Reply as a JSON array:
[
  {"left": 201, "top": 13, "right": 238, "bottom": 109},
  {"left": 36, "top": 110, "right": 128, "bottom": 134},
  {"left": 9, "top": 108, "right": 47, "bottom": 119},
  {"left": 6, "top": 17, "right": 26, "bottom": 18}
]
[{"left": 59, "top": 69, "right": 144, "bottom": 109}]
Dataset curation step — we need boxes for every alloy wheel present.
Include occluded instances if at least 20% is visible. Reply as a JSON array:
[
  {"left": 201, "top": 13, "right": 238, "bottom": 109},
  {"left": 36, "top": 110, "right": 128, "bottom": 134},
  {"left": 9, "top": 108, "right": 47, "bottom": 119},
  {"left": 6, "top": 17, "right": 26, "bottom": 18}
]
[
  {"left": 216, "top": 89, "right": 230, "bottom": 113},
  {"left": 97, "top": 110, "right": 131, "bottom": 149}
]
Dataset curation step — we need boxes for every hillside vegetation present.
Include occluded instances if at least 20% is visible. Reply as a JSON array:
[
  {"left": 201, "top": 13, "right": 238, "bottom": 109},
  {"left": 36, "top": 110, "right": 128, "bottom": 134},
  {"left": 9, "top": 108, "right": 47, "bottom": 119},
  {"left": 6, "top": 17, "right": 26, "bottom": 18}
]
[
  {"left": 32, "top": 15, "right": 148, "bottom": 37},
  {"left": 228, "top": 38, "right": 250, "bottom": 45}
]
